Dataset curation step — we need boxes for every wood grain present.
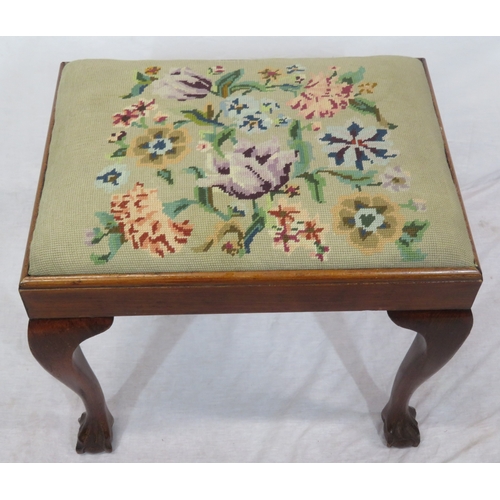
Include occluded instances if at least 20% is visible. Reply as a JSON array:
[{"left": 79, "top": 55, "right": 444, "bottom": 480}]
[
  {"left": 28, "top": 317, "right": 114, "bottom": 453},
  {"left": 382, "top": 309, "right": 473, "bottom": 447}
]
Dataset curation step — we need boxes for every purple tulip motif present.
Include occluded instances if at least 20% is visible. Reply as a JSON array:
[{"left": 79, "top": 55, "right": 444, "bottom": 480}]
[
  {"left": 198, "top": 138, "right": 296, "bottom": 200},
  {"left": 151, "top": 67, "right": 213, "bottom": 101}
]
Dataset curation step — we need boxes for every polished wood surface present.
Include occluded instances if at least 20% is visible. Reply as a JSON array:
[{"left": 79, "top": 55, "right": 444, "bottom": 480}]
[
  {"left": 18, "top": 59, "right": 482, "bottom": 320},
  {"left": 20, "top": 276, "right": 481, "bottom": 319},
  {"left": 382, "top": 310, "right": 473, "bottom": 447},
  {"left": 28, "top": 317, "right": 114, "bottom": 453},
  {"left": 19, "top": 59, "right": 483, "bottom": 453}
]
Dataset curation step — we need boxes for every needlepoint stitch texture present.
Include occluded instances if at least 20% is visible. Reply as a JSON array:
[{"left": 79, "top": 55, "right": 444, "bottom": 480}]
[{"left": 28, "top": 56, "right": 476, "bottom": 275}]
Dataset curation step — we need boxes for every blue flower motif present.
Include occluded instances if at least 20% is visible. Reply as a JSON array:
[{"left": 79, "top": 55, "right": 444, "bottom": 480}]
[
  {"left": 237, "top": 112, "right": 272, "bottom": 133},
  {"left": 275, "top": 114, "right": 292, "bottom": 127},
  {"left": 261, "top": 99, "right": 280, "bottom": 114},
  {"left": 318, "top": 121, "right": 398, "bottom": 171},
  {"left": 95, "top": 165, "right": 130, "bottom": 192},
  {"left": 286, "top": 64, "right": 306, "bottom": 74},
  {"left": 220, "top": 96, "right": 260, "bottom": 118}
]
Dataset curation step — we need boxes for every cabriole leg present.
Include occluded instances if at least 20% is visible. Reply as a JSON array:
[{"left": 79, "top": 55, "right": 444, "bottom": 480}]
[
  {"left": 28, "top": 317, "right": 114, "bottom": 454},
  {"left": 382, "top": 310, "right": 473, "bottom": 447}
]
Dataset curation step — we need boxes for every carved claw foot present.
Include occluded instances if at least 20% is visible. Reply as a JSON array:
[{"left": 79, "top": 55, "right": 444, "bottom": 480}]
[
  {"left": 382, "top": 405, "right": 420, "bottom": 448},
  {"left": 76, "top": 409, "right": 114, "bottom": 454},
  {"left": 28, "top": 318, "right": 115, "bottom": 454},
  {"left": 382, "top": 310, "right": 473, "bottom": 448}
]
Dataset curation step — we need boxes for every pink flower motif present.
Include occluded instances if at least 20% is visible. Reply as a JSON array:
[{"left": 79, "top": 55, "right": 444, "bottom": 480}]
[
  {"left": 287, "top": 73, "right": 354, "bottom": 120},
  {"left": 259, "top": 68, "right": 282, "bottom": 81},
  {"left": 153, "top": 112, "right": 169, "bottom": 124},
  {"left": 108, "top": 131, "right": 127, "bottom": 143},
  {"left": 209, "top": 65, "right": 225, "bottom": 74},
  {"left": 268, "top": 204, "right": 329, "bottom": 261},
  {"left": 131, "top": 99, "right": 156, "bottom": 116},
  {"left": 110, "top": 182, "right": 193, "bottom": 257},
  {"left": 268, "top": 204, "right": 302, "bottom": 252},
  {"left": 285, "top": 185, "right": 300, "bottom": 198},
  {"left": 196, "top": 141, "right": 212, "bottom": 152},
  {"left": 312, "top": 122, "right": 321, "bottom": 131},
  {"left": 112, "top": 108, "right": 140, "bottom": 127}
]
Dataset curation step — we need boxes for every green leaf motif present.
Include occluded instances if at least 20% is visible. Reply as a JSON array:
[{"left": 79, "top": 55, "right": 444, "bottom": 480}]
[
  {"left": 136, "top": 72, "right": 153, "bottom": 84},
  {"left": 396, "top": 220, "right": 430, "bottom": 261},
  {"left": 277, "top": 83, "right": 302, "bottom": 93},
  {"left": 300, "top": 172, "right": 326, "bottom": 203},
  {"left": 200, "top": 131, "right": 216, "bottom": 143},
  {"left": 131, "top": 117, "right": 148, "bottom": 129},
  {"left": 338, "top": 67, "right": 365, "bottom": 85},
  {"left": 195, "top": 186, "right": 212, "bottom": 207},
  {"left": 90, "top": 230, "right": 125, "bottom": 264},
  {"left": 162, "top": 198, "right": 197, "bottom": 219},
  {"left": 288, "top": 119, "right": 302, "bottom": 141},
  {"left": 214, "top": 69, "right": 244, "bottom": 97},
  {"left": 323, "top": 169, "right": 379, "bottom": 190},
  {"left": 349, "top": 97, "right": 397, "bottom": 129},
  {"left": 90, "top": 253, "right": 111, "bottom": 265},
  {"left": 291, "top": 140, "right": 313, "bottom": 178},
  {"left": 108, "top": 232, "right": 125, "bottom": 258},
  {"left": 157, "top": 169, "right": 174, "bottom": 185},
  {"left": 173, "top": 120, "right": 190, "bottom": 129},
  {"left": 185, "top": 166, "right": 206, "bottom": 179},
  {"left": 348, "top": 97, "right": 379, "bottom": 117},
  {"left": 242, "top": 207, "right": 267, "bottom": 254},
  {"left": 95, "top": 212, "right": 119, "bottom": 230},
  {"left": 400, "top": 220, "right": 430, "bottom": 244},
  {"left": 227, "top": 206, "right": 246, "bottom": 218},
  {"left": 111, "top": 147, "right": 128, "bottom": 158},
  {"left": 288, "top": 120, "right": 314, "bottom": 178},
  {"left": 230, "top": 81, "right": 268, "bottom": 94},
  {"left": 181, "top": 109, "right": 224, "bottom": 127},
  {"left": 194, "top": 186, "right": 232, "bottom": 221},
  {"left": 213, "top": 127, "right": 237, "bottom": 157},
  {"left": 121, "top": 83, "right": 148, "bottom": 99},
  {"left": 396, "top": 241, "right": 427, "bottom": 261},
  {"left": 90, "top": 227, "right": 105, "bottom": 245}
]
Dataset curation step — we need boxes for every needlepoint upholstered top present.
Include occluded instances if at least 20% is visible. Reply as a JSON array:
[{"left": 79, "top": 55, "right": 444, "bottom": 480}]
[
  {"left": 20, "top": 56, "right": 482, "bottom": 453},
  {"left": 28, "top": 56, "right": 476, "bottom": 276}
]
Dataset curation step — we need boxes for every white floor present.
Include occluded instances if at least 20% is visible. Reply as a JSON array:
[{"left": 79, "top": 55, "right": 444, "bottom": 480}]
[{"left": 1, "top": 36, "right": 499, "bottom": 463}]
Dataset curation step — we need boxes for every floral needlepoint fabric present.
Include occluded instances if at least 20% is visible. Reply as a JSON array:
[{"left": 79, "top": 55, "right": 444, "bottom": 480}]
[{"left": 29, "top": 56, "right": 476, "bottom": 275}]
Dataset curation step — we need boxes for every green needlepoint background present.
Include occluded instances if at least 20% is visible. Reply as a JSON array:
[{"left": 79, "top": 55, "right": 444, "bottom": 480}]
[{"left": 29, "top": 56, "right": 476, "bottom": 275}]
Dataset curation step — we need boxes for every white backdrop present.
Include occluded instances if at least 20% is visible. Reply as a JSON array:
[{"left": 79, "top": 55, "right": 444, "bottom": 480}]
[{"left": 1, "top": 36, "right": 499, "bottom": 463}]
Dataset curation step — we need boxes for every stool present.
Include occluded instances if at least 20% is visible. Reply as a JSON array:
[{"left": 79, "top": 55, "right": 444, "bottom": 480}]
[{"left": 19, "top": 56, "right": 482, "bottom": 453}]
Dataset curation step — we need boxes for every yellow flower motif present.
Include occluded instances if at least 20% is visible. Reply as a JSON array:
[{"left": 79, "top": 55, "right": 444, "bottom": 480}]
[
  {"left": 358, "top": 82, "right": 377, "bottom": 94},
  {"left": 129, "top": 126, "right": 190, "bottom": 168},
  {"left": 145, "top": 66, "right": 161, "bottom": 75},
  {"left": 332, "top": 194, "right": 404, "bottom": 255},
  {"left": 258, "top": 68, "right": 282, "bottom": 81}
]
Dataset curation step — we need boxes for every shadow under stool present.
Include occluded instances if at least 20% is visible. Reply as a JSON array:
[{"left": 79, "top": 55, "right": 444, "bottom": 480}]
[{"left": 19, "top": 56, "right": 482, "bottom": 453}]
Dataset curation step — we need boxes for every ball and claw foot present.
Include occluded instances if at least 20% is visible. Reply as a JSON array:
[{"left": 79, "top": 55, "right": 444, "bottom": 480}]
[
  {"left": 381, "top": 405, "right": 420, "bottom": 448},
  {"left": 76, "top": 410, "right": 114, "bottom": 454}
]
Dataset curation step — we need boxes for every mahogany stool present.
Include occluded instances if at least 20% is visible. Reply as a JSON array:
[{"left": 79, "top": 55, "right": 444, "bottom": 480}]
[{"left": 19, "top": 56, "right": 482, "bottom": 453}]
